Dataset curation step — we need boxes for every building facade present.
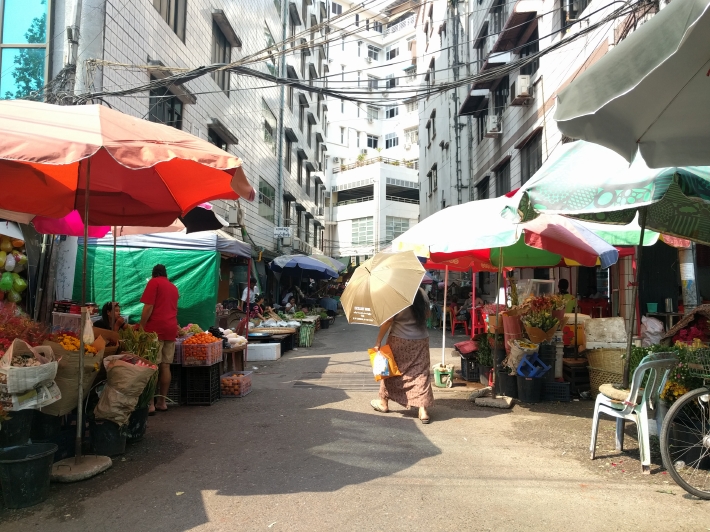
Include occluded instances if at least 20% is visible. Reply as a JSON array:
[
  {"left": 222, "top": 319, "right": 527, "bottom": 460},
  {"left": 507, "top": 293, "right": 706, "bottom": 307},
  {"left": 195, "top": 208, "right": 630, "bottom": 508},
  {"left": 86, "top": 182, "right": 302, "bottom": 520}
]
[{"left": 322, "top": 0, "right": 421, "bottom": 261}]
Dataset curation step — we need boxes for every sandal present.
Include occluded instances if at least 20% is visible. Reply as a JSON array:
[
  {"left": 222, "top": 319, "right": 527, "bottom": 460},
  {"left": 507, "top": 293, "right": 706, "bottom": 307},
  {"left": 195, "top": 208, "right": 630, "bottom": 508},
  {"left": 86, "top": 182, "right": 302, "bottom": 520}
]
[
  {"left": 418, "top": 410, "right": 430, "bottom": 424},
  {"left": 370, "top": 399, "right": 389, "bottom": 413}
]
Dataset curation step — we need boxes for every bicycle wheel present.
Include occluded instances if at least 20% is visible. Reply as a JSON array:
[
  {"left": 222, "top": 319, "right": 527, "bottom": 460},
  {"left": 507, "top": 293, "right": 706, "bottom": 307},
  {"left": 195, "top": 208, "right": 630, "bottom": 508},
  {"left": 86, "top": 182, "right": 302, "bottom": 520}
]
[{"left": 660, "top": 387, "right": 710, "bottom": 499}]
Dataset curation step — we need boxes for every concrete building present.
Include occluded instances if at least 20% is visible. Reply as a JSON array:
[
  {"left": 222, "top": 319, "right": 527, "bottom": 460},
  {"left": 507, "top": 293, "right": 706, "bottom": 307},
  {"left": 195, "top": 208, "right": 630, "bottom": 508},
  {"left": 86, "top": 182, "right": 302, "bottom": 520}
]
[
  {"left": 322, "top": 0, "right": 421, "bottom": 261},
  {"left": 18, "top": 0, "right": 330, "bottom": 262}
]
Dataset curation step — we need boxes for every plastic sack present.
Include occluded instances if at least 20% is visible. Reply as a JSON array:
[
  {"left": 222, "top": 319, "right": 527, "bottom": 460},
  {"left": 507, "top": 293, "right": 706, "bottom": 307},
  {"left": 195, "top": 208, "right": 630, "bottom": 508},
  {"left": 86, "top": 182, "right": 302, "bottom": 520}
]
[
  {"left": 368, "top": 345, "right": 402, "bottom": 382},
  {"left": 6, "top": 290, "right": 21, "bottom": 303},
  {"left": 94, "top": 354, "right": 157, "bottom": 426},
  {"left": 0, "top": 272, "right": 12, "bottom": 292},
  {"left": 0, "top": 339, "right": 58, "bottom": 394},
  {"left": 641, "top": 316, "right": 664, "bottom": 347},
  {"left": 11, "top": 274, "right": 26, "bottom": 293},
  {"left": 11, "top": 251, "right": 26, "bottom": 265},
  {"left": 82, "top": 312, "right": 95, "bottom": 345}
]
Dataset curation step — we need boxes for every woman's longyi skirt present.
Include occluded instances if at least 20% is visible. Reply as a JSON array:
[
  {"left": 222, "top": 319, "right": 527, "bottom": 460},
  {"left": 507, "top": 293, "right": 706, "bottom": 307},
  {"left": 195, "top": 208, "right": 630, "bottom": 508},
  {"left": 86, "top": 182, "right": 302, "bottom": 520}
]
[{"left": 379, "top": 335, "right": 434, "bottom": 408}]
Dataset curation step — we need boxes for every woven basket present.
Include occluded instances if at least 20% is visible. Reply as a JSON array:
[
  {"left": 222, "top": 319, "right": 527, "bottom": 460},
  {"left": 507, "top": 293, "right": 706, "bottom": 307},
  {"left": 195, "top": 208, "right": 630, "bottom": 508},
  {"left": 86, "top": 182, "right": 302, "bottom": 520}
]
[
  {"left": 586, "top": 348, "right": 625, "bottom": 374},
  {"left": 588, "top": 366, "right": 623, "bottom": 398}
]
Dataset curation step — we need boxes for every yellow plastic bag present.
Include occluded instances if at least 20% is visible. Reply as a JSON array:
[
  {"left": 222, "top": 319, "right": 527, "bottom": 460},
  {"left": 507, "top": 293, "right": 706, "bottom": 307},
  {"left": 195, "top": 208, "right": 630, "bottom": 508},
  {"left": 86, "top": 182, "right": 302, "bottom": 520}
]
[{"left": 368, "top": 345, "right": 402, "bottom": 382}]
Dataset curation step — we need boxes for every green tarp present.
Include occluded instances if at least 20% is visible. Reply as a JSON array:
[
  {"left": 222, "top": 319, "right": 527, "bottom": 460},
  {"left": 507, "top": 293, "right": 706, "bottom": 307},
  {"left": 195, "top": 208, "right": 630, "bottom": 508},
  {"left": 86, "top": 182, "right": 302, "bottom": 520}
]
[{"left": 73, "top": 246, "right": 220, "bottom": 330}]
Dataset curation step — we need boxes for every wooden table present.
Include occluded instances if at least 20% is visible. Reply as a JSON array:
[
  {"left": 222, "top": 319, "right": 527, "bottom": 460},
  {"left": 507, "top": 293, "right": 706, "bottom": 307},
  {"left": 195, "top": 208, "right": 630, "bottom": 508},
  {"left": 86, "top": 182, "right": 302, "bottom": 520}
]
[{"left": 222, "top": 345, "right": 246, "bottom": 373}]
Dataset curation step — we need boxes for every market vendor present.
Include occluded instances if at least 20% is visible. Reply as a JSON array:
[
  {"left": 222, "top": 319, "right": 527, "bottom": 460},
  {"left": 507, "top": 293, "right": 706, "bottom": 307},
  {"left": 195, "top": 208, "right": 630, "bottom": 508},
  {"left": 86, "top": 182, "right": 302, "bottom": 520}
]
[
  {"left": 558, "top": 279, "right": 577, "bottom": 313},
  {"left": 249, "top": 295, "right": 267, "bottom": 320},
  {"left": 138, "top": 264, "right": 179, "bottom": 414},
  {"left": 285, "top": 296, "right": 297, "bottom": 313},
  {"left": 241, "top": 277, "right": 259, "bottom": 308},
  {"left": 94, "top": 302, "right": 128, "bottom": 332}
]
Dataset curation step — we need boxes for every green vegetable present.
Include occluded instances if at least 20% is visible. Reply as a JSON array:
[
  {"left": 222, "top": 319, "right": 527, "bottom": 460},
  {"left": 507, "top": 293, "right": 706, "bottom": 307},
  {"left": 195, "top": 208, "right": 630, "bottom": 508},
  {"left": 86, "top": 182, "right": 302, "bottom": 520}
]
[
  {"left": 120, "top": 327, "right": 160, "bottom": 409},
  {"left": 293, "top": 311, "right": 306, "bottom": 319},
  {"left": 319, "top": 312, "right": 328, "bottom": 319}
]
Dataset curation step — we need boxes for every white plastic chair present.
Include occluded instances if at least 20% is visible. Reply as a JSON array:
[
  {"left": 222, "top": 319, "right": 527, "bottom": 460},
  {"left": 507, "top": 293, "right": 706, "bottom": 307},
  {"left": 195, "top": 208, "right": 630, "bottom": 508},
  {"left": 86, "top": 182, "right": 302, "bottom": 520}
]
[{"left": 589, "top": 352, "right": 678, "bottom": 474}]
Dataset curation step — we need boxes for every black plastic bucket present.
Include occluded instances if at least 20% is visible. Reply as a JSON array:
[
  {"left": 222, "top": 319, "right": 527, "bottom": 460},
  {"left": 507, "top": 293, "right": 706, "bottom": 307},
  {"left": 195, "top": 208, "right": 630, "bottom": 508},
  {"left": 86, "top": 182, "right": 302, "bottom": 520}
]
[
  {"left": 31, "top": 411, "right": 62, "bottom": 441},
  {"left": 497, "top": 370, "right": 518, "bottom": 398},
  {"left": 517, "top": 376, "right": 543, "bottom": 403},
  {"left": 0, "top": 409, "right": 34, "bottom": 449},
  {"left": 0, "top": 443, "right": 57, "bottom": 508},
  {"left": 90, "top": 420, "right": 126, "bottom": 456},
  {"left": 126, "top": 407, "right": 150, "bottom": 443},
  {"left": 320, "top": 318, "right": 330, "bottom": 329}
]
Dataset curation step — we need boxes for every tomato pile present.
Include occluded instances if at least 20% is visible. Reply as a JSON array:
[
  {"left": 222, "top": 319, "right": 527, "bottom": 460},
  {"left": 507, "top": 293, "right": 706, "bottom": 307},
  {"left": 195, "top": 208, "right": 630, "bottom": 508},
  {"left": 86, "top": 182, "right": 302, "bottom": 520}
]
[{"left": 183, "top": 333, "right": 222, "bottom": 365}]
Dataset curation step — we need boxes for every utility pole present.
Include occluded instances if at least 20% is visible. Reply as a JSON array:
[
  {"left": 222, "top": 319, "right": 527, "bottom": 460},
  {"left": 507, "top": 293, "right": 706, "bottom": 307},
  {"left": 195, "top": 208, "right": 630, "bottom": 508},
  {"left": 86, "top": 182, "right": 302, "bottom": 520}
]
[
  {"left": 451, "top": 0, "right": 464, "bottom": 205},
  {"left": 73, "top": 0, "right": 106, "bottom": 95},
  {"left": 275, "top": 0, "right": 289, "bottom": 254}
]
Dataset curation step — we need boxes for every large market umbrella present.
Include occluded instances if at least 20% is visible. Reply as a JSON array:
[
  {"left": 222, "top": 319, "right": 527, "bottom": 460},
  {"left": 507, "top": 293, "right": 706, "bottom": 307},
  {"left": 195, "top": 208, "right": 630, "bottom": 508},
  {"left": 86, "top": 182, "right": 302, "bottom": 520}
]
[
  {"left": 0, "top": 100, "right": 255, "bottom": 476},
  {"left": 554, "top": 0, "right": 710, "bottom": 168},
  {"left": 514, "top": 140, "right": 710, "bottom": 387},
  {"left": 341, "top": 251, "right": 426, "bottom": 327},
  {"left": 270, "top": 254, "right": 338, "bottom": 279},
  {"left": 0, "top": 100, "right": 255, "bottom": 226},
  {"left": 180, "top": 203, "right": 228, "bottom": 234},
  {"left": 310, "top": 254, "right": 348, "bottom": 273}
]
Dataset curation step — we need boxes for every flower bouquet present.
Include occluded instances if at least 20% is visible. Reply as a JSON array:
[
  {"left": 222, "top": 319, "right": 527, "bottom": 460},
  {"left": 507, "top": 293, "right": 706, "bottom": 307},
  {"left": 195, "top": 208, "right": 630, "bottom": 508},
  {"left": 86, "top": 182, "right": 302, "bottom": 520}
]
[{"left": 521, "top": 295, "right": 566, "bottom": 343}]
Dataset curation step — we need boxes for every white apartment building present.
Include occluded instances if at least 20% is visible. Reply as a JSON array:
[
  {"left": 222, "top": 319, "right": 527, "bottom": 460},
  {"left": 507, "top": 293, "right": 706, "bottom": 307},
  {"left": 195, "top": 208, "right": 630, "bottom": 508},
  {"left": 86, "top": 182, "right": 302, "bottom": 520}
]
[
  {"left": 322, "top": 0, "right": 421, "bottom": 261},
  {"left": 38, "top": 0, "right": 328, "bottom": 260}
]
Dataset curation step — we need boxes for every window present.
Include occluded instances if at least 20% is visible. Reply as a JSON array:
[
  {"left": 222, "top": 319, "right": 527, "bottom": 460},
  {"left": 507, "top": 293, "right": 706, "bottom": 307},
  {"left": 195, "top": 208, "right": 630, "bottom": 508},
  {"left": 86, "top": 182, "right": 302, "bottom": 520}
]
[
  {"left": 373, "top": 21, "right": 383, "bottom": 33},
  {"left": 283, "top": 199, "right": 292, "bottom": 226},
  {"left": 356, "top": 131, "right": 360, "bottom": 148},
  {"left": 385, "top": 105, "right": 398, "bottom": 119},
  {"left": 211, "top": 21, "right": 231, "bottom": 92},
  {"left": 477, "top": 109, "right": 488, "bottom": 144},
  {"left": 431, "top": 164, "right": 438, "bottom": 191},
  {"left": 386, "top": 217, "right": 409, "bottom": 243},
  {"left": 367, "top": 106, "right": 379, "bottom": 120},
  {"left": 307, "top": 121, "right": 312, "bottom": 147},
  {"left": 405, "top": 66, "right": 417, "bottom": 82},
  {"left": 385, "top": 73, "right": 397, "bottom": 89},
  {"left": 352, "top": 217, "right": 374, "bottom": 246},
  {"left": 299, "top": 100, "right": 306, "bottom": 131},
  {"left": 288, "top": 85, "right": 294, "bottom": 111},
  {"left": 285, "top": 140, "right": 293, "bottom": 173},
  {"left": 367, "top": 76, "right": 379, "bottom": 90},
  {"left": 493, "top": 76, "right": 509, "bottom": 115},
  {"left": 0, "top": 0, "right": 48, "bottom": 99},
  {"left": 306, "top": 168, "right": 311, "bottom": 194},
  {"left": 264, "top": 23, "right": 277, "bottom": 75},
  {"left": 340, "top": 127, "right": 345, "bottom": 144},
  {"left": 149, "top": 85, "right": 183, "bottom": 130},
  {"left": 297, "top": 154, "right": 304, "bottom": 185},
  {"left": 520, "top": 132, "right": 543, "bottom": 185},
  {"left": 331, "top": 2, "right": 343, "bottom": 15},
  {"left": 357, "top": 72, "right": 361, "bottom": 87},
  {"left": 405, "top": 100, "right": 417, "bottom": 113},
  {"left": 476, "top": 177, "right": 489, "bottom": 200},
  {"left": 355, "top": 14, "right": 359, "bottom": 26},
  {"left": 496, "top": 161, "right": 510, "bottom": 196},
  {"left": 341, "top": 37, "right": 345, "bottom": 51},
  {"left": 357, "top": 41, "right": 362, "bottom": 57},
  {"left": 564, "top": 0, "right": 590, "bottom": 23},
  {"left": 340, "top": 99, "right": 344, "bottom": 113},
  {"left": 305, "top": 219, "right": 310, "bottom": 243},
  {"left": 208, "top": 128, "right": 227, "bottom": 151},
  {"left": 297, "top": 211, "right": 303, "bottom": 238},
  {"left": 258, "top": 179, "right": 276, "bottom": 223},
  {"left": 385, "top": 44, "right": 399, "bottom": 61},
  {"left": 430, "top": 110, "right": 437, "bottom": 139},
  {"left": 366, "top": 135, "right": 378, "bottom": 149},
  {"left": 520, "top": 30, "right": 540, "bottom": 76},
  {"left": 367, "top": 45, "right": 380, "bottom": 60},
  {"left": 404, "top": 127, "right": 418, "bottom": 145},
  {"left": 385, "top": 133, "right": 398, "bottom": 149},
  {"left": 302, "top": 0, "right": 308, "bottom": 26},
  {"left": 153, "top": 0, "right": 186, "bottom": 41},
  {"left": 263, "top": 100, "right": 277, "bottom": 153}
]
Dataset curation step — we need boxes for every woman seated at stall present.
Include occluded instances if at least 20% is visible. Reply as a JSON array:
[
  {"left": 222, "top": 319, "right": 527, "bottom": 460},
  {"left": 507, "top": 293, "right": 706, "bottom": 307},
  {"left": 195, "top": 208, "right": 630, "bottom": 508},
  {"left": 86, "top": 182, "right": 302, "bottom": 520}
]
[
  {"left": 249, "top": 295, "right": 271, "bottom": 321},
  {"left": 94, "top": 302, "right": 128, "bottom": 331},
  {"left": 284, "top": 296, "right": 298, "bottom": 313}
]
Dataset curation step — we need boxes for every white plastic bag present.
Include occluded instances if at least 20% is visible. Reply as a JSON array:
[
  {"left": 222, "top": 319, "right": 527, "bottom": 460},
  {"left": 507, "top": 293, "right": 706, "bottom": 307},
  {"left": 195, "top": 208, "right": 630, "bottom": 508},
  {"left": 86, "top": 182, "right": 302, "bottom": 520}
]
[
  {"left": 372, "top": 352, "right": 390, "bottom": 378},
  {"left": 641, "top": 316, "right": 664, "bottom": 347},
  {"left": 82, "top": 312, "right": 95, "bottom": 345}
]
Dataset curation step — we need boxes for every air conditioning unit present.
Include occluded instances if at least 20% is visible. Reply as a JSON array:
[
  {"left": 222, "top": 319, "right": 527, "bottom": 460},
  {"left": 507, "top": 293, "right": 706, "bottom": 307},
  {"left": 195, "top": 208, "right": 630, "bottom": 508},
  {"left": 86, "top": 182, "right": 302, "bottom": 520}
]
[
  {"left": 360, "top": 148, "right": 367, "bottom": 155},
  {"left": 484, "top": 114, "right": 502, "bottom": 138},
  {"left": 404, "top": 143, "right": 412, "bottom": 150},
  {"left": 511, "top": 74, "right": 532, "bottom": 106},
  {"left": 367, "top": 118, "right": 373, "bottom": 124},
  {"left": 333, "top": 157, "right": 340, "bottom": 163},
  {"left": 366, "top": 57, "right": 372, "bottom": 63},
  {"left": 318, "top": 206, "right": 324, "bottom": 216},
  {"left": 324, "top": 191, "right": 331, "bottom": 198}
]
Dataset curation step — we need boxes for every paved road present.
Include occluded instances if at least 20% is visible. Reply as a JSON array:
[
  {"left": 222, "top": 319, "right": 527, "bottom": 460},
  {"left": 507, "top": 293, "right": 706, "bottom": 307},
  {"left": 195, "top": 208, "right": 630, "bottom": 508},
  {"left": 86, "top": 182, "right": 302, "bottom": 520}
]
[{"left": 1, "top": 321, "right": 709, "bottom": 531}]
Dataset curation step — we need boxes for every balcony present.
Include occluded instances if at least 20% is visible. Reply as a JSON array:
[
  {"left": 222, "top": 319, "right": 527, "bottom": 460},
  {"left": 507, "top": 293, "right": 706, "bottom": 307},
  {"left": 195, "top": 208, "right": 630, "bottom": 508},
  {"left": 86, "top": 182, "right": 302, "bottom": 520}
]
[
  {"left": 333, "top": 156, "right": 419, "bottom": 174},
  {"left": 386, "top": 195, "right": 419, "bottom": 205},
  {"left": 384, "top": 15, "right": 414, "bottom": 35},
  {"left": 336, "top": 196, "right": 374, "bottom": 206}
]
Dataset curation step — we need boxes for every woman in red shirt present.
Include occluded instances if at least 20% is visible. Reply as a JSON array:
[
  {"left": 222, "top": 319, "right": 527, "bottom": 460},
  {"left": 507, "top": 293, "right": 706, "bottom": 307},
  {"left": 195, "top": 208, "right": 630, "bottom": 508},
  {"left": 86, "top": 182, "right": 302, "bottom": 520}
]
[{"left": 139, "top": 264, "right": 179, "bottom": 414}]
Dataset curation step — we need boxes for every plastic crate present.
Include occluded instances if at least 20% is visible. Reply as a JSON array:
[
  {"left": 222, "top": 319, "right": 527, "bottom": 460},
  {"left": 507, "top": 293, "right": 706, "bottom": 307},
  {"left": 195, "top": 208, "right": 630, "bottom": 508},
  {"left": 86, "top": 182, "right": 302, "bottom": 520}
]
[
  {"left": 220, "top": 371, "right": 252, "bottom": 398},
  {"left": 543, "top": 381, "right": 571, "bottom": 402},
  {"left": 182, "top": 342, "right": 223, "bottom": 366},
  {"left": 185, "top": 365, "right": 221, "bottom": 406},
  {"left": 459, "top": 355, "right": 480, "bottom": 382},
  {"left": 167, "top": 364, "right": 185, "bottom": 405},
  {"left": 173, "top": 335, "right": 192, "bottom": 365}
]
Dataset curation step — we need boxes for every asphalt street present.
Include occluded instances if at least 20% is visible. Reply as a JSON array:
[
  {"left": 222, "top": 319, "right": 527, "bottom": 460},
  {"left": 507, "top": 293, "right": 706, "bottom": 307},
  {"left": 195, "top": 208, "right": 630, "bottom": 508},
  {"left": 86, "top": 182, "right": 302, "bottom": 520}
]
[{"left": 1, "top": 321, "right": 709, "bottom": 531}]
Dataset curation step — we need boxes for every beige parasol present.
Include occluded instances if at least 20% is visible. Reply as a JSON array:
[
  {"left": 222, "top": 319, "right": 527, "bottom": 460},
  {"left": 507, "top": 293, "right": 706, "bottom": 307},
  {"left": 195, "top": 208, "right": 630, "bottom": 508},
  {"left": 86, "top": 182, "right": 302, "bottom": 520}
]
[{"left": 341, "top": 251, "right": 426, "bottom": 327}]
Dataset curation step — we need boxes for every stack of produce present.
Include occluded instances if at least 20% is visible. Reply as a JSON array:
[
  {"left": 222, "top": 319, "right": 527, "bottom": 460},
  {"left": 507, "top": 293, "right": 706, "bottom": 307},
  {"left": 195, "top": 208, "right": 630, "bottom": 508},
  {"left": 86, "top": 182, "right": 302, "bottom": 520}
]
[
  {"left": 220, "top": 371, "right": 252, "bottom": 397},
  {"left": 178, "top": 323, "right": 203, "bottom": 337},
  {"left": 0, "top": 236, "right": 28, "bottom": 305},
  {"left": 182, "top": 332, "right": 223, "bottom": 366},
  {"left": 221, "top": 329, "right": 247, "bottom": 348}
]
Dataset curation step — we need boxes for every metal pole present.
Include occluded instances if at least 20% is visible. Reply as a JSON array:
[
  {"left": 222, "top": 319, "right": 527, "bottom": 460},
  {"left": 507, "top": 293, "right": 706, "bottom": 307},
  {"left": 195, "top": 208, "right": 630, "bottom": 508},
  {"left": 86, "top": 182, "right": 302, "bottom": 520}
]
[
  {"left": 275, "top": 0, "right": 288, "bottom": 253},
  {"left": 471, "top": 269, "right": 476, "bottom": 339},
  {"left": 493, "top": 247, "right": 504, "bottom": 395},
  {"left": 441, "top": 266, "right": 449, "bottom": 366},
  {"left": 111, "top": 227, "right": 116, "bottom": 330},
  {"left": 244, "top": 257, "right": 252, "bottom": 362},
  {"left": 76, "top": 159, "right": 91, "bottom": 464},
  {"left": 623, "top": 208, "right": 647, "bottom": 389}
]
